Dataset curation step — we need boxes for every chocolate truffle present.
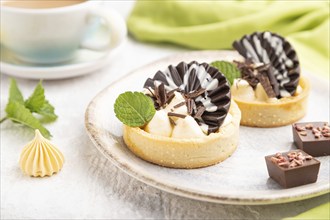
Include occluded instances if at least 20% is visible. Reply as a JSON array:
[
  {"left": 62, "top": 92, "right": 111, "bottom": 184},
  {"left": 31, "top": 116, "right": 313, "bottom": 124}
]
[
  {"left": 292, "top": 122, "right": 330, "bottom": 156},
  {"left": 265, "top": 150, "right": 320, "bottom": 188}
]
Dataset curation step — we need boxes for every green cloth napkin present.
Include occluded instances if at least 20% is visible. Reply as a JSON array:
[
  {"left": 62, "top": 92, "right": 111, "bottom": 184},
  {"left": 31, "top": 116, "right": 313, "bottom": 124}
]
[
  {"left": 283, "top": 202, "right": 330, "bottom": 220},
  {"left": 127, "top": 0, "right": 330, "bottom": 77}
]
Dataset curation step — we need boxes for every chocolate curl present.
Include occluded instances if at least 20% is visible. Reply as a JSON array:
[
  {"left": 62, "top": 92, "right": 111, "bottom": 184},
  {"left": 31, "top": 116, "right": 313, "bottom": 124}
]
[
  {"left": 234, "top": 59, "right": 259, "bottom": 88},
  {"left": 151, "top": 84, "right": 180, "bottom": 110},
  {"left": 186, "top": 99, "right": 195, "bottom": 115},
  {"left": 158, "top": 83, "right": 167, "bottom": 106},
  {"left": 234, "top": 60, "right": 277, "bottom": 98},
  {"left": 186, "top": 88, "right": 206, "bottom": 99},
  {"left": 168, "top": 112, "right": 186, "bottom": 119},
  {"left": 194, "top": 106, "right": 206, "bottom": 121},
  {"left": 173, "top": 101, "right": 186, "bottom": 109},
  {"left": 257, "top": 73, "right": 277, "bottom": 98}
]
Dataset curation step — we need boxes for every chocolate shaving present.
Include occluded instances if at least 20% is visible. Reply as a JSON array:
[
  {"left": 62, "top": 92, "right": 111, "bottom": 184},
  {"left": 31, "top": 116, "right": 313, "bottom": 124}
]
[
  {"left": 147, "top": 87, "right": 155, "bottom": 97},
  {"left": 166, "top": 93, "right": 175, "bottom": 105},
  {"left": 256, "top": 64, "right": 279, "bottom": 97},
  {"left": 234, "top": 60, "right": 277, "bottom": 97},
  {"left": 186, "top": 88, "right": 206, "bottom": 99},
  {"left": 168, "top": 112, "right": 186, "bottom": 119},
  {"left": 167, "top": 88, "right": 181, "bottom": 97},
  {"left": 257, "top": 73, "right": 277, "bottom": 98},
  {"left": 194, "top": 106, "right": 206, "bottom": 121},
  {"left": 155, "top": 83, "right": 166, "bottom": 107},
  {"left": 186, "top": 99, "right": 196, "bottom": 116},
  {"left": 255, "top": 63, "right": 270, "bottom": 72},
  {"left": 173, "top": 101, "right": 186, "bottom": 109},
  {"left": 234, "top": 60, "right": 259, "bottom": 88},
  {"left": 151, "top": 84, "right": 181, "bottom": 110}
]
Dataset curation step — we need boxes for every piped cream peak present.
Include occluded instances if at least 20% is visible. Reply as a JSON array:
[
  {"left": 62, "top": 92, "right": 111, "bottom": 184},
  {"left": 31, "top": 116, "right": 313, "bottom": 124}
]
[{"left": 19, "top": 129, "right": 64, "bottom": 177}]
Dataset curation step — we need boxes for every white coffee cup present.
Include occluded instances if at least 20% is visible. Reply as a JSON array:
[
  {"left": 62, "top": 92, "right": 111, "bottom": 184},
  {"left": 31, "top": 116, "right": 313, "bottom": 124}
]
[{"left": 0, "top": 0, "right": 126, "bottom": 64}]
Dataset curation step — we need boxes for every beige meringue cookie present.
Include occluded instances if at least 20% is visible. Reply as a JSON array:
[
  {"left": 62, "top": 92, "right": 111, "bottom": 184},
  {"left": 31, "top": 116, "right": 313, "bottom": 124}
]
[{"left": 19, "top": 130, "right": 64, "bottom": 177}]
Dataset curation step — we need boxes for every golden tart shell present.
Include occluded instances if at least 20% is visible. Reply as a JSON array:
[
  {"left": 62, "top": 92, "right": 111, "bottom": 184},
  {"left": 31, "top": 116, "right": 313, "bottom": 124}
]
[
  {"left": 233, "top": 76, "right": 310, "bottom": 127},
  {"left": 123, "top": 101, "right": 241, "bottom": 169}
]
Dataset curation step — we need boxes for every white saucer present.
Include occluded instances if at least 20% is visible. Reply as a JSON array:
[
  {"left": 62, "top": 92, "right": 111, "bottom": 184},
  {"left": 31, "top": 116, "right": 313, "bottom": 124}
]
[
  {"left": 0, "top": 46, "right": 119, "bottom": 80},
  {"left": 0, "top": 16, "right": 126, "bottom": 80}
]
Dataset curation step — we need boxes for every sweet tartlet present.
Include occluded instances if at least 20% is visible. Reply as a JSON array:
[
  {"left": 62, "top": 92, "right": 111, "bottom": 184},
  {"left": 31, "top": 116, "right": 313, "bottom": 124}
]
[
  {"left": 115, "top": 61, "right": 241, "bottom": 169},
  {"left": 230, "top": 31, "right": 310, "bottom": 127}
]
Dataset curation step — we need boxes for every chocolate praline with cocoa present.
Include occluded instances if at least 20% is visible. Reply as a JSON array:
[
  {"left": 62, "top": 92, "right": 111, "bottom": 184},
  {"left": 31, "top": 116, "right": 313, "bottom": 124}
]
[
  {"left": 292, "top": 122, "right": 330, "bottom": 156},
  {"left": 265, "top": 150, "right": 320, "bottom": 188}
]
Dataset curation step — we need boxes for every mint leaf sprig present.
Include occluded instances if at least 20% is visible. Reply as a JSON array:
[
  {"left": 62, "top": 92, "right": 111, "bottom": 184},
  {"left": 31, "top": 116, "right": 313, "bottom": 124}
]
[
  {"left": 114, "top": 92, "right": 156, "bottom": 127},
  {"left": 210, "top": 61, "right": 241, "bottom": 85},
  {"left": 1, "top": 79, "right": 57, "bottom": 138}
]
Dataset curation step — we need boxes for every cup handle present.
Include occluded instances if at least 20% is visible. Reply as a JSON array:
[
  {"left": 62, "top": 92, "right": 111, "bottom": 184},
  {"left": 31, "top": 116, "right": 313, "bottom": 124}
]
[{"left": 80, "top": 8, "right": 127, "bottom": 51}]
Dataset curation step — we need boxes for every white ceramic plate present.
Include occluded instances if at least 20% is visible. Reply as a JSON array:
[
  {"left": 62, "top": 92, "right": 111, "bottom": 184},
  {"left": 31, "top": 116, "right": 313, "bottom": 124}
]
[{"left": 85, "top": 51, "right": 330, "bottom": 205}]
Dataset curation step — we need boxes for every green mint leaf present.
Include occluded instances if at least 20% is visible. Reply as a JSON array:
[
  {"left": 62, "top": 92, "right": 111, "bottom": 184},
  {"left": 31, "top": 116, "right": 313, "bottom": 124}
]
[
  {"left": 9, "top": 79, "right": 24, "bottom": 105},
  {"left": 38, "top": 101, "right": 58, "bottom": 123},
  {"left": 25, "top": 81, "right": 46, "bottom": 112},
  {"left": 5, "top": 101, "right": 51, "bottom": 138},
  {"left": 24, "top": 81, "right": 57, "bottom": 122},
  {"left": 210, "top": 61, "right": 241, "bottom": 85},
  {"left": 114, "top": 92, "right": 156, "bottom": 127}
]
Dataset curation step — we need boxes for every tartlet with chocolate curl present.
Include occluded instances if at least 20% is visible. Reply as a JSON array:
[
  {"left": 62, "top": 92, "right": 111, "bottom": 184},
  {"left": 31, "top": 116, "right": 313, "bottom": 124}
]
[
  {"left": 231, "top": 31, "right": 310, "bottom": 127},
  {"left": 123, "top": 61, "right": 241, "bottom": 169}
]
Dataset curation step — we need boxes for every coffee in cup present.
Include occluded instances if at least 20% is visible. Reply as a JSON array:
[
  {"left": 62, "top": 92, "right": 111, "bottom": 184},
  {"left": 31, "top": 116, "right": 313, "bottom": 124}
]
[{"left": 2, "top": 0, "right": 86, "bottom": 9}]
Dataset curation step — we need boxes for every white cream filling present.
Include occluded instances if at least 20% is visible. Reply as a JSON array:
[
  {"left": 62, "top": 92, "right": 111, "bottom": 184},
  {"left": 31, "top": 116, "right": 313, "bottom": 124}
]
[
  {"left": 165, "top": 92, "right": 188, "bottom": 121},
  {"left": 231, "top": 79, "right": 256, "bottom": 102},
  {"left": 144, "top": 91, "right": 233, "bottom": 138},
  {"left": 144, "top": 110, "right": 172, "bottom": 137},
  {"left": 232, "top": 79, "right": 302, "bottom": 103},
  {"left": 294, "top": 85, "right": 303, "bottom": 96},
  {"left": 255, "top": 82, "right": 270, "bottom": 102},
  {"left": 171, "top": 116, "right": 206, "bottom": 138}
]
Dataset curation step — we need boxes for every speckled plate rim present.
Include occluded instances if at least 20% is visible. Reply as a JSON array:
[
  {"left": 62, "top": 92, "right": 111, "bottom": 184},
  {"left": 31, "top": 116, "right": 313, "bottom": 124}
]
[{"left": 85, "top": 50, "right": 330, "bottom": 205}]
